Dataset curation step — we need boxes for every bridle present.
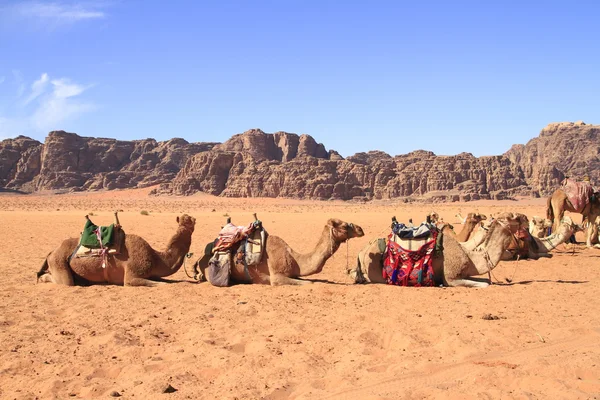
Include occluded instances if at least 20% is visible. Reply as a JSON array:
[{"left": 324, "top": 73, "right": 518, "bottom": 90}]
[{"left": 482, "top": 217, "right": 523, "bottom": 284}]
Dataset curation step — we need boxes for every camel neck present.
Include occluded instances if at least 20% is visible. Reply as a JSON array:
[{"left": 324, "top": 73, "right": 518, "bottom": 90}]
[
  {"left": 296, "top": 225, "right": 340, "bottom": 277},
  {"left": 457, "top": 221, "right": 478, "bottom": 242},
  {"left": 534, "top": 226, "right": 571, "bottom": 252},
  {"left": 466, "top": 222, "right": 513, "bottom": 274},
  {"left": 155, "top": 226, "right": 193, "bottom": 277}
]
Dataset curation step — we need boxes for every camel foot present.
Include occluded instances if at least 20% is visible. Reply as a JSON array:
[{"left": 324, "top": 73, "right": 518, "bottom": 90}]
[
  {"left": 37, "top": 273, "right": 54, "bottom": 284},
  {"left": 270, "top": 276, "right": 313, "bottom": 286},
  {"left": 446, "top": 278, "right": 490, "bottom": 288},
  {"left": 124, "top": 278, "right": 166, "bottom": 287}
]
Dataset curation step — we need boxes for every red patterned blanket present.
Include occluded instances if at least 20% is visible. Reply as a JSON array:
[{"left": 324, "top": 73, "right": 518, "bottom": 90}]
[{"left": 382, "top": 231, "right": 437, "bottom": 286}]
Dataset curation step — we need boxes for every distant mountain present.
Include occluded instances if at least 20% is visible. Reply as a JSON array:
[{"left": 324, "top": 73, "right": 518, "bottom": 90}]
[{"left": 1, "top": 121, "right": 598, "bottom": 201}]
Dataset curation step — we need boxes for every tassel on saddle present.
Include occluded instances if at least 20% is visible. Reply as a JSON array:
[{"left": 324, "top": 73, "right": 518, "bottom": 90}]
[{"left": 71, "top": 212, "right": 126, "bottom": 262}]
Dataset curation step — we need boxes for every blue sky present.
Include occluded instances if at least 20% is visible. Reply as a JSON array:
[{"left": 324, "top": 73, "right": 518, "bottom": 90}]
[{"left": 0, "top": 1, "right": 598, "bottom": 157}]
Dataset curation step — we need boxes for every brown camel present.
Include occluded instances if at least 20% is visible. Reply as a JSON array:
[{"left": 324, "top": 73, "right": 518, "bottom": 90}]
[
  {"left": 547, "top": 188, "right": 600, "bottom": 247},
  {"left": 37, "top": 214, "right": 196, "bottom": 286},
  {"left": 452, "top": 212, "right": 487, "bottom": 242},
  {"left": 196, "top": 218, "right": 364, "bottom": 286},
  {"left": 349, "top": 213, "right": 522, "bottom": 288},
  {"left": 500, "top": 216, "right": 579, "bottom": 260}
]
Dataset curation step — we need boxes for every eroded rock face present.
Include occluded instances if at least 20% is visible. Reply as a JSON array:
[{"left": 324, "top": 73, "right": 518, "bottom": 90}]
[
  {"left": 168, "top": 123, "right": 599, "bottom": 200},
  {"left": 1, "top": 123, "right": 598, "bottom": 201},
  {"left": 0, "top": 136, "right": 43, "bottom": 191},
  {"left": 0, "top": 131, "right": 217, "bottom": 192}
]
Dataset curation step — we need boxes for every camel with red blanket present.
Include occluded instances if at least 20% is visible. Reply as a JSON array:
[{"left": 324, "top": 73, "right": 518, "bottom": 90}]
[{"left": 547, "top": 178, "right": 600, "bottom": 248}]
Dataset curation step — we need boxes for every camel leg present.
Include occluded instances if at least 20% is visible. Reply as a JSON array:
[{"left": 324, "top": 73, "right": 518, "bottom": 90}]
[
  {"left": 269, "top": 274, "right": 313, "bottom": 286},
  {"left": 551, "top": 197, "right": 565, "bottom": 233},
  {"left": 42, "top": 256, "right": 75, "bottom": 286},
  {"left": 446, "top": 278, "right": 489, "bottom": 288},
  {"left": 124, "top": 277, "right": 165, "bottom": 287},
  {"left": 37, "top": 273, "right": 55, "bottom": 283},
  {"left": 123, "top": 267, "right": 165, "bottom": 287},
  {"left": 587, "top": 215, "right": 599, "bottom": 248}
]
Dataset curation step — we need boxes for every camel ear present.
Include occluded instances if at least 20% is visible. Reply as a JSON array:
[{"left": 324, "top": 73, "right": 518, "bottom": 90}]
[{"left": 176, "top": 216, "right": 180, "bottom": 224}]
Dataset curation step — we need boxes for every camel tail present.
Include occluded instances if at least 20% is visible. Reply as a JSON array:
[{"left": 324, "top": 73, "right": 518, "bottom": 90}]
[
  {"left": 36, "top": 255, "right": 50, "bottom": 283},
  {"left": 546, "top": 196, "right": 554, "bottom": 222}
]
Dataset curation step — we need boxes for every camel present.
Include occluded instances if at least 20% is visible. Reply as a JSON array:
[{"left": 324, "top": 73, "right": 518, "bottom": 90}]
[
  {"left": 529, "top": 216, "right": 553, "bottom": 238},
  {"left": 195, "top": 218, "right": 364, "bottom": 286},
  {"left": 547, "top": 187, "right": 600, "bottom": 247},
  {"left": 348, "top": 213, "right": 523, "bottom": 288},
  {"left": 451, "top": 212, "right": 487, "bottom": 242},
  {"left": 499, "top": 216, "right": 579, "bottom": 260},
  {"left": 593, "top": 222, "right": 600, "bottom": 245},
  {"left": 37, "top": 214, "right": 196, "bottom": 286}
]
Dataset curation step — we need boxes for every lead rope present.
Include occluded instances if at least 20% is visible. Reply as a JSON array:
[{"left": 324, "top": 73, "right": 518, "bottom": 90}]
[
  {"left": 488, "top": 251, "right": 520, "bottom": 284},
  {"left": 346, "top": 240, "right": 349, "bottom": 273},
  {"left": 183, "top": 252, "right": 195, "bottom": 280}
]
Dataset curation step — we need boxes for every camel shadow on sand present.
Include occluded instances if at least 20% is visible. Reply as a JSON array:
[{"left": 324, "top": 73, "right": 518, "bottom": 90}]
[{"left": 493, "top": 279, "right": 588, "bottom": 286}]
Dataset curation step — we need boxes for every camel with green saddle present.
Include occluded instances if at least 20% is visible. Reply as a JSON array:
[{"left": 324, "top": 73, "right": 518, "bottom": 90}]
[{"left": 37, "top": 213, "right": 196, "bottom": 286}]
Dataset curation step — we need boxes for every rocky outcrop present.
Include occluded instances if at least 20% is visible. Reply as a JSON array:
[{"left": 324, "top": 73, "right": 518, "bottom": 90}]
[
  {"left": 1, "top": 122, "right": 599, "bottom": 201},
  {"left": 505, "top": 121, "right": 599, "bottom": 194},
  {"left": 0, "top": 136, "right": 43, "bottom": 191},
  {"left": 166, "top": 123, "right": 598, "bottom": 201},
  {"left": 0, "top": 131, "right": 217, "bottom": 192}
]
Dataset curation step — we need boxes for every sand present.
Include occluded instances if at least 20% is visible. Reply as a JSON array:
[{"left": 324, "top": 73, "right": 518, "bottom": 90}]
[{"left": 1, "top": 189, "right": 599, "bottom": 399}]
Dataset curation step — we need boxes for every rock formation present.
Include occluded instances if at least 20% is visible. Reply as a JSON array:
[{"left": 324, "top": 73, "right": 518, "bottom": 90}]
[
  {"left": 0, "top": 131, "right": 217, "bottom": 192},
  {"left": 1, "top": 122, "right": 598, "bottom": 201}
]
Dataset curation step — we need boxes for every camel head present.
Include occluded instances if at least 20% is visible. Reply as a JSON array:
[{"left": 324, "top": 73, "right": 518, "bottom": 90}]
[
  {"left": 176, "top": 214, "right": 196, "bottom": 232},
  {"left": 529, "top": 216, "right": 553, "bottom": 238},
  {"left": 327, "top": 219, "right": 364, "bottom": 242},
  {"left": 466, "top": 212, "right": 487, "bottom": 224},
  {"left": 495, "top": 212, "right": 529, "bottom": 234},
  {"left": 428, "top": 211, "right": 441, "bottom": 224}
]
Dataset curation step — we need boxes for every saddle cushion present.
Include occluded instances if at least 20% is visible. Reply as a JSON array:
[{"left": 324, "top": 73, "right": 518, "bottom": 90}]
[
  {"left": 383, "top": 230, "right": 437, "bottom": 287},
  {"left": 563, "top": 179, "right": 593, "bottom": 213},
  {"left": 208, "top": 252, "right": 232, "bottom": 287},
  {"left": 79, "top": 219, "right": 115, "bottom": 248},
  {"left": 206, "top": 228, "right": 266, "bottom": 286}
]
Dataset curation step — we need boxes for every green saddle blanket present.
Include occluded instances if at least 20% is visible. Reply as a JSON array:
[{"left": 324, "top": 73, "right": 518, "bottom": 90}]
[{"left": 79, "top": 219, "right": 115, "bottom": 248}]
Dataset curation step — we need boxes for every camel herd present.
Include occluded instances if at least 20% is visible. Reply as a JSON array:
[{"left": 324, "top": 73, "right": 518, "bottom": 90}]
[{"left": 37, "top": 205, "right": 594, "bottom": 288}]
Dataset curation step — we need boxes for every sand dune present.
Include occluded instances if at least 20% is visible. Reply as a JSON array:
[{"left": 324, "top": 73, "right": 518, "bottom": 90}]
[{"left": 1, "top": 191, "right": 599, "bottom": 399}]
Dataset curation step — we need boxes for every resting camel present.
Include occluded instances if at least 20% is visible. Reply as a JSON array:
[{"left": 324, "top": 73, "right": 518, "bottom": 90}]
[
  {"left": 37, "top": 214, "right": 196, "bottom": 286},
  {"left": 195, "top": 218, "right": 364, "bottom": 285},
  {"left": 492, "top": 216, "right": 577, "bottom": 260},
  {"left": 547, "top": 188, "right": 600, "bottom": 247},
  {"left": 452, "top": 212, "right": 487, "bottom": 241},
  {"left": 348, "top": 213, "right": 523, "bottom": 288},
  {"left": 529, "top": 216, "right": 553, "bottom": 238}
]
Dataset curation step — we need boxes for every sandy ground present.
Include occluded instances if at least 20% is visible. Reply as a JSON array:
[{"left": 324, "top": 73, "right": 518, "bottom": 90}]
[{"left": 1, "top": 189, "right": 600, "bottom": 399}]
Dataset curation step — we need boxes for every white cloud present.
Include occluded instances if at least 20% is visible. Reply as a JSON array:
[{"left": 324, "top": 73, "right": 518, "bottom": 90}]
[
  {"left": 12, "top": 70, "right": 26, "bottom": 97},
  {"left": 0, "top": 1, "right": 107, "bottom": 30},
  {"left": 31, "top": 77, "right": 95, "bottom": 130},
  {"left": 23, "top": 73, "right": 50, "bottom": 105},
  {"left": 0, "top": 72, "right": 96, "bottom": 137},
  {"left": 0, "top": 76, "right": 5, "bottom": 85},
  {"left": 13, "top": 1, "right": 105, "bottom": 21}
]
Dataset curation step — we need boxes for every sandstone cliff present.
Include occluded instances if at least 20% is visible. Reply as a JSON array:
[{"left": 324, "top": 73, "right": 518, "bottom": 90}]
[
  {"left": 0, "top": 131, "right": 217, "bottom": 192},
  {"left": 1, "top": 122, "right": 598, "bottom": 201}
]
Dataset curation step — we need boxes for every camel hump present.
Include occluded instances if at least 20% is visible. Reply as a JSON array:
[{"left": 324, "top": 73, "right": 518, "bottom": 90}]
[{"left": 563, "top": 180, "right": 594, "bottom": 213}]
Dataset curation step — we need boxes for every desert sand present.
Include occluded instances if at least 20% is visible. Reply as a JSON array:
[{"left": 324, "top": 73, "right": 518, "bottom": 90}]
[{"left": 1, "top": 189, "right": 599, "bottom": 399}]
